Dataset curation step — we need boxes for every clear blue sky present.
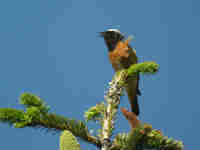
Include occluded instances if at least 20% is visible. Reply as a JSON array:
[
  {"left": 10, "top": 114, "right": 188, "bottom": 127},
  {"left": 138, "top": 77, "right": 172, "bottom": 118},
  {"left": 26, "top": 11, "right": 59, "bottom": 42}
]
[{"left": 0, "top": 0, "right": 199, "bottom": 149}]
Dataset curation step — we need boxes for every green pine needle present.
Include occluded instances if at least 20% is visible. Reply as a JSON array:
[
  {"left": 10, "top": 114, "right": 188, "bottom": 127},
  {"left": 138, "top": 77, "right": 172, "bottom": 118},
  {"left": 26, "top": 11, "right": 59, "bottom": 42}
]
[
  {"left": 20, "top": 93, "right": 50, "bottom": 113},
  {"left": 112, "top": 123, "right": 183, "bottom": 150},
  {"left": 0, "top": 108, "right": 25, "bottom": 125},
  {"left": 127, "top": 62, "right": 159, "bottom": 77}
]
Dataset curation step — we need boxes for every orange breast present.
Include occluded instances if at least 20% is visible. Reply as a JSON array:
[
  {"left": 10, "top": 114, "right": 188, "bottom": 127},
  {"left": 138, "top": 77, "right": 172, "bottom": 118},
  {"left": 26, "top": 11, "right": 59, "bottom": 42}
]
[{"left": 108, "top": 40, "right": 137, "bottom": 71}]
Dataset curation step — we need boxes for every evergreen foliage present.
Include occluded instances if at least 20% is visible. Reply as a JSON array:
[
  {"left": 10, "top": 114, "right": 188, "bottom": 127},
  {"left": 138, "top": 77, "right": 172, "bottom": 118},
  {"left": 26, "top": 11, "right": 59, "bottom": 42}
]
[{"left": 0, "top": 61, "right": 183, "bottom": 150}]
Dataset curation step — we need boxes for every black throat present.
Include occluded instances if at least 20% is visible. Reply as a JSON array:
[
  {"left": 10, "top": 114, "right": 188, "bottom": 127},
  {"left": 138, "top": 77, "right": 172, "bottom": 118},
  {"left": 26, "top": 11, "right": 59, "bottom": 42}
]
[
  {"left": 102, "top": 31, "right": 124, "bottom": 52},
  {"left": 105, "top": 39, "right": 119, "bottom": 52}
]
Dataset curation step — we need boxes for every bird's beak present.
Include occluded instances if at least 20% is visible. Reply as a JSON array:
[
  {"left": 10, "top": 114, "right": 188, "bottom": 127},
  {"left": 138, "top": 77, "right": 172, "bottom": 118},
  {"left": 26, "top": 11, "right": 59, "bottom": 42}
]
[{"left": 98, "top": 32, "right": 105, "bottom": 37}]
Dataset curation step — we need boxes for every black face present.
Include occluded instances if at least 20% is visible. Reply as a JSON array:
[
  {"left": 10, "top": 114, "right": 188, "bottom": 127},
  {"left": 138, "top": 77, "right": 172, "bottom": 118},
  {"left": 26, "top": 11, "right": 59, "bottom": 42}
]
[{"left": 100, "top": 30, "right": 125, "bottom": 52}]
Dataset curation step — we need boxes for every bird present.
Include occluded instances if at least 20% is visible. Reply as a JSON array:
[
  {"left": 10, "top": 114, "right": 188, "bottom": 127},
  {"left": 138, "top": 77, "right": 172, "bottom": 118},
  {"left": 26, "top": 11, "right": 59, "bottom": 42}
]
[{"left": 100, "top": 29, "right": 141, "bottom": 116}]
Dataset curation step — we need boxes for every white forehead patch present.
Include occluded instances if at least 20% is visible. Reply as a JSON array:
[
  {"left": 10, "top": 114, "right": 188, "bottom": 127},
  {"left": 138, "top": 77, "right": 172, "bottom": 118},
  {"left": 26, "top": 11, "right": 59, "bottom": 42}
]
[{"left": 107, "top": 29, "right": 121, "bottom": 33}]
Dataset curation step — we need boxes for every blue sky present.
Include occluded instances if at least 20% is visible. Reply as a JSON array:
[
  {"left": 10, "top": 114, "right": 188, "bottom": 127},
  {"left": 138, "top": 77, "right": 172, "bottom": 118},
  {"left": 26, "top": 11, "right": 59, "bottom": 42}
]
[{"left": 0, "top": 0, "right": 199, "bottom": 149}]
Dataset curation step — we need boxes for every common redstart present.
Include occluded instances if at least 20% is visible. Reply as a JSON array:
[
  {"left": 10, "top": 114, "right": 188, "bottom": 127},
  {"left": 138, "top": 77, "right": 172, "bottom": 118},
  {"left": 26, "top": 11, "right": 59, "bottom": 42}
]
[{"left": 100, "top": 29, "right": 141, "bottom": 116}]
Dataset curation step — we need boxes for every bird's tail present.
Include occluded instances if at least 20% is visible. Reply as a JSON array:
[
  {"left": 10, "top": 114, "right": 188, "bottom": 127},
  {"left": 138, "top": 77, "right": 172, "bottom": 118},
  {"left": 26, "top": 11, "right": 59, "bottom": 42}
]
[
  {"left": 130, "top": 95, "right": 140, "bottom": 116},
  {"left": 126, "top": 81, "right": 140, "bottom": 116}
]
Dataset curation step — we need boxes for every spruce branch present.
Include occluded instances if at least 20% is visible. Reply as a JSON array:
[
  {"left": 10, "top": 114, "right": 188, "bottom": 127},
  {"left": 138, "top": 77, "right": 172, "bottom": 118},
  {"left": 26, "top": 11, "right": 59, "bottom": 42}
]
[
  {"left": 0, "top": 108, "right": 25, "bottom": 126},
  {"left": 0, "top": 93, "right": 101, "bottom": 148},
  {"left": 110, "top": 108, "right": 184, "bottom": 150},
  {"left": 111, "top": 124, "right": 183, "bottom": 150},
  {"left": 0, "top": 61, "right": 182, "bottom": 150},
  {"left": 84, "top": 102, "right": 106, "bottom": 123},
  {"left": 101, "top": 70, "right": 127, "bottom": 150},
  {"left": 20, "top": 93, "right": 50, "bottom": 113},
  {"left": 101, "top": 62, "right": 159, "bottom": 150},
  {"left": 127, "top": 61, "right": 159, "bottom": 78}
]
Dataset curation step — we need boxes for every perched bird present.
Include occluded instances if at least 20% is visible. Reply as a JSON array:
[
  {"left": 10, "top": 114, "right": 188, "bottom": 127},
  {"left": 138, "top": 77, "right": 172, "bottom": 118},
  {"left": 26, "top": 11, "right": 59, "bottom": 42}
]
[{"left": 100, "top": 29, "right": 141, "bottom": 116}]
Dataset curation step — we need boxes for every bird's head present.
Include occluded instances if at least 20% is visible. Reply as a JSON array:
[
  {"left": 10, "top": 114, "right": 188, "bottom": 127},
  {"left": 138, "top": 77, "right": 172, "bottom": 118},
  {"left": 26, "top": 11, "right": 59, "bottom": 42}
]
[{"left": 100, "top": 29, "right": 125, "bottom": 52}]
